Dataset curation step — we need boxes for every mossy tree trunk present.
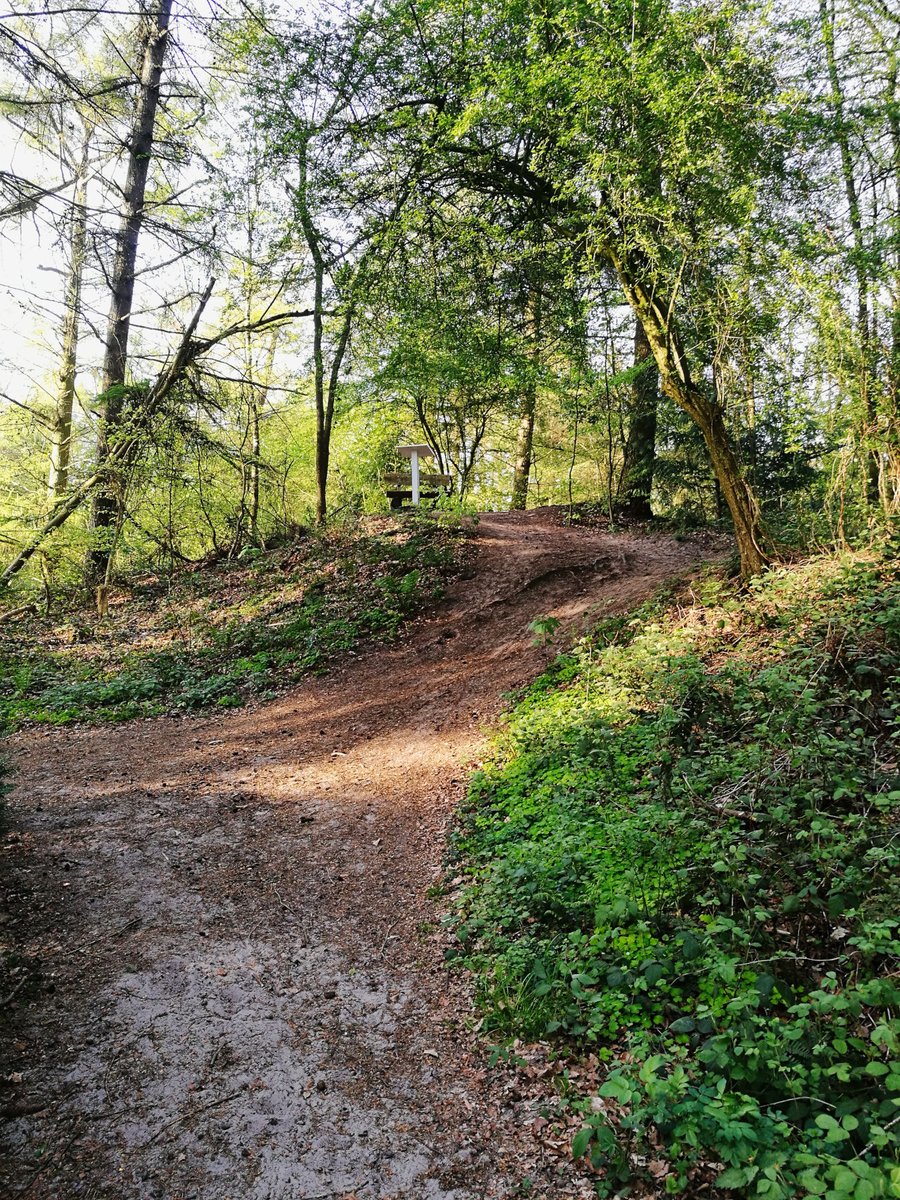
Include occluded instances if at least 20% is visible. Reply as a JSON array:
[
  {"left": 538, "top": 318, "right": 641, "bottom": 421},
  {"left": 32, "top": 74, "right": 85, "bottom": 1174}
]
[
  {"left": 610, "top": 246, "right": 768, "bottom": 578},
  {"left": 617, "top": 316, "right": 658, "bottom": 519}
]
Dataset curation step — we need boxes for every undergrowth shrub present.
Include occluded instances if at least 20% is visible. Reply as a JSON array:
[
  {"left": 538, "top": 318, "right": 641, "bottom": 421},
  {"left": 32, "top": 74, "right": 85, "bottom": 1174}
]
[{"left": 449, "top": 548, "right": 900, "bottom": 1199}]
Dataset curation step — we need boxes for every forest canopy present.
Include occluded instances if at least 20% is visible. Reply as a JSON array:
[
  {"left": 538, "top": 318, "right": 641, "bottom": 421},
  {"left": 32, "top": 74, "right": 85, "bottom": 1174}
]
[{"left": 0, "top": 0, "right": 897, "bottom": 582}]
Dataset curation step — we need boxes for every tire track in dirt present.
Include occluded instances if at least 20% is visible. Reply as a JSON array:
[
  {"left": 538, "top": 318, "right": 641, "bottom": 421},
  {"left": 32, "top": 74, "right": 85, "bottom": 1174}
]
[{"left": 0, "top": 510, "right": 720, "bottom": 1199}]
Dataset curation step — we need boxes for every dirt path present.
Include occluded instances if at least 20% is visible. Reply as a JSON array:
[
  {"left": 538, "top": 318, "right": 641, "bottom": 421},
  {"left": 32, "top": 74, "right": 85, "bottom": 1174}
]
[{"left": 1, "top": 510, "right": 716, "bottom": 1200}]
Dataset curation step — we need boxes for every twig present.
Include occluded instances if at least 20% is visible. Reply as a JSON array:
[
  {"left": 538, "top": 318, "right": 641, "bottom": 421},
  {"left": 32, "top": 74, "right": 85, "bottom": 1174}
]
[
  {"left": 81, "top": 917, "right": 142, "bottom": 950},
  {"left": 0, "top": 978, "right": 29, "bottom": 1009},
  {"left": 379, "top": 916, "right": 404, "bottom": 959},
  {"left": 271, "top": 883, "right": 297, "bottom": 916},
  {"left": 0, "top": 603, "right": 37, "bottom": 626},
  {"left": 145, "top": 1087, "right": 245, "bottom": 1146}
]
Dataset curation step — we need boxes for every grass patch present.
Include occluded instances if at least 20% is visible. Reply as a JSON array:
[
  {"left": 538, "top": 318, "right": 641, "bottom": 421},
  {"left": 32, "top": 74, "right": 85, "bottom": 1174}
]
[
  {"left": 449, "top": 546, "right": 900, "bottom": 1198},
  {"left": 0, "top": 513, "right": 467, "bottom": 727}
]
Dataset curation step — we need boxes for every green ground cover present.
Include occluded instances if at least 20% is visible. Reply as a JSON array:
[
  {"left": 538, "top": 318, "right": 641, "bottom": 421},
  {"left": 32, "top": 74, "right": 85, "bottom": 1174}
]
[{"left": 449, "top": 543, "right": 900, "bottom": 1199}]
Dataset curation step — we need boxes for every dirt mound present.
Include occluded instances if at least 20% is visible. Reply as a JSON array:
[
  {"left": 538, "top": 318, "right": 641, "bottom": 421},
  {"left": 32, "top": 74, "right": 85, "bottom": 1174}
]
[{"left": 0, "top": 511, "right": 719, "bottom": 1199}]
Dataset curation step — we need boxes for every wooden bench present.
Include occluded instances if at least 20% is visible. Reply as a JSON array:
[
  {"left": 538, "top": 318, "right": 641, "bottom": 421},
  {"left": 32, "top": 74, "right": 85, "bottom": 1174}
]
[{"left": 384, "top": 471, "right": 453, "bottom": 509}]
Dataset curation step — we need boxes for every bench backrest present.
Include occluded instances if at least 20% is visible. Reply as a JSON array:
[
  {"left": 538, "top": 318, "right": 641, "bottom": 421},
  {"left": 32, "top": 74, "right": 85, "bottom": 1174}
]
[{"left": 384, "top": 471, "right": 453, "bottom": 486}]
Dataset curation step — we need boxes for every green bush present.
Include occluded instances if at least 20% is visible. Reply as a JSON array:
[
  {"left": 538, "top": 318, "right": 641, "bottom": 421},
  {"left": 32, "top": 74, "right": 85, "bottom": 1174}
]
[{"left": 449, "top": 552, "right": 900, "bottom": 1199}]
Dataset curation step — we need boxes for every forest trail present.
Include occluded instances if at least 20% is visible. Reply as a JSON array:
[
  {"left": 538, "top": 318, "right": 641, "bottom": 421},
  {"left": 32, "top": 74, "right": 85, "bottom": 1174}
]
[{"left": 1, "top": 511, "right": 715, "bottom": 1200}]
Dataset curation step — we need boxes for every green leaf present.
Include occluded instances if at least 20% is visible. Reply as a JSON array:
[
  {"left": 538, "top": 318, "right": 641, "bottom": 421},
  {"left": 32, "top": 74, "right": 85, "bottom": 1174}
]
[
  {"left": 831, "top": 1166, "right": 858, "bottom": 1192},
  {"left": 716, "top": 1166, "right": 754, "bottom": 1188},
  {"left": 572, "top": 1127, "right": 592, "bottom": 1158},
  {"left": 871, "top": 1026, "right": 899, "bottom": 1053},
  {"left": 815, "top": 1113, "right": 849, "bottom": 1142},
  {"left": 598, "top": 1076, "right": 633, "bottom": 1104},
  {"left": 798, "top": 1170, "right": 828, "bottom": 1196}
]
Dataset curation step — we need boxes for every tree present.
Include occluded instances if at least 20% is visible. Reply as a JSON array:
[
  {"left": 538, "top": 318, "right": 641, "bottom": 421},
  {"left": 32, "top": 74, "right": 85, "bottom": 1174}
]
[
  {"left": 818, "top": 0, "right": 879, "bottom": 503},
  {"left": 0, "top": 7, "right": 128, "bottom": 224},
  {"left": 293, "top": 134, "right": 356, "bottom": 526},
  {"left": 367, "top": 246, "right": 523, "bottom": 497},
  {"left": 510, "top": 285, "right": 543, "bottom": 509},
  {"left": 528, "top": 0, "right": 775, "bottom": 571},
  {"left": 364, "top": 0, "right": 778, "bottom": 572},
  {"left": 245, "top": 7, "right": 421, "bottom": 524},
  {"left": 0, "top": 286, "right": 314, "bottom": 587},
  {"left": 618, "top": 318, "right": 659, "bottom": 519},
  {"left": 88, "top": 0, "right": 174, "bottom": 582},
  {"left": 47, "top": 122, "right": 91, "bottom": 503},
  {"left": 801, "top": 0, "right": 900, "bottom": 517}
]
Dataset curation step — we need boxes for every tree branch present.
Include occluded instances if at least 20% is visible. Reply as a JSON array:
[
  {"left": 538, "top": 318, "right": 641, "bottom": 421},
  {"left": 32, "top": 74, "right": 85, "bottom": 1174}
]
[{"left": 0, "top": 283, "right": 315, "bottom": 587}]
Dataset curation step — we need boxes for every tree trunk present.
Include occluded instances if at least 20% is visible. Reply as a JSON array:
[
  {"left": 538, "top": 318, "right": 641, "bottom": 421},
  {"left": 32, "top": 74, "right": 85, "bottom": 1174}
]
[
  {"left": 888, "top": 49, "right": 900, "bottom": 426},
  {"left": 295, "top": 141, "right": 331, "bottom": 527},
  {"left": 511, "top": 290, "right": 542, "bottom": 509},
  {"left": 250, "top": 402, "right": 261, "bottom": 540},
  {"left": 88, "top": 0, "right": 173, "bottom": 581},
  {"left": 618, "top": 316, "right": 657, "bottom": 519},
  {"left": 243, "top": 173, "right": 262, "bottom": 546},
  {"left": 819, "top": 0, "right": 879, "bottom": 505},
  {"left": 511, "top": 396, "right": 536, "bottom": 509},
  {"left": 295, "top": 140, "right": 356, "bottom": 527},
  {"left": 3, "top": 281, "right": 214, "bottom": 589},
  {"left": 248, "top": 342, "right": 277, "bottom": 543},
  {"left": 608, "top": 246, "right": 768, "bottom": 577},
  {"left": 320, "top": 310, "right": 353, "bottom": 521},
  {"left": 47, "top": 129, "right": 90, "bottom": 504}
]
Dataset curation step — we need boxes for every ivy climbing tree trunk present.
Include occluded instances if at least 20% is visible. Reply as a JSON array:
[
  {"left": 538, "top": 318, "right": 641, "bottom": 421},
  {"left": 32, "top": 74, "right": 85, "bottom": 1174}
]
[
  {"left": 888, "top": 48, "right": 900, "bottom": 431},
  {"left": 618, "top": 316, "right": 658, "bottom": 519},
  {"left": 88, "top": 0, "right": 173, "bottom": 582}
]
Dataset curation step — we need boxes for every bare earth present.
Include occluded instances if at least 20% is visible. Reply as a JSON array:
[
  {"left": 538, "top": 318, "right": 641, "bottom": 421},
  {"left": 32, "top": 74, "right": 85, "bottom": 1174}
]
[{"left": 1, "top": 510, "right": 718, "bottom": 1200}]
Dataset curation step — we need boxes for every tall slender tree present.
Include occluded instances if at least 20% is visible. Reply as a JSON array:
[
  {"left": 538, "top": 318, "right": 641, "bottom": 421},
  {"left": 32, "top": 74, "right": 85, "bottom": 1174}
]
[
  {"left": 47, "top": 122, "right": 91, "bottom": 504},
  {"left": 511, "top": 287, "right": 543, "bottom": 510},
  {"left": 818, "top": 0, "right": 879, "bottom": 504},
  {"left": 88, "top": 0, "right": 173, "bottom": 582}
]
